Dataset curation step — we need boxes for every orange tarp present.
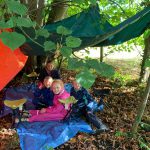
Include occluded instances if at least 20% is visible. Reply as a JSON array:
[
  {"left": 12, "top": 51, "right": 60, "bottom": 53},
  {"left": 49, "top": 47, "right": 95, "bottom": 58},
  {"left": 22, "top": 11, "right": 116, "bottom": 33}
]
[{"left": 0, "top": 31, "right": 28, "bottom": 91}]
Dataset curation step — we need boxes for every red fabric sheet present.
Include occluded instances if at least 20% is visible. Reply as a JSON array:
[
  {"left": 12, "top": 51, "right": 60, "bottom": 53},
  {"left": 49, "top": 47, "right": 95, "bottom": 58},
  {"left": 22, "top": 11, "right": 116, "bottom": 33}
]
[{"left": 0, "top": 30, "right": 28, "bottom": 91}]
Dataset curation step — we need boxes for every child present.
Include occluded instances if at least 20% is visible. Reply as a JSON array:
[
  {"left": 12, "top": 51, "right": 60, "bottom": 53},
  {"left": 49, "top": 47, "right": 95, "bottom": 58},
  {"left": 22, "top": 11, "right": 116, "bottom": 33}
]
[
  {"left": 69, "top": 80, "right": 109, "bottom": 133},
  {"left": 32, "top": 76, "right": 54, "bottom": 109},
  {"left": 38, "top": 60, "right": 60, "bottom": 82},
  {"left": 21, "top": 80, "right": 70, "bottom": 122}
]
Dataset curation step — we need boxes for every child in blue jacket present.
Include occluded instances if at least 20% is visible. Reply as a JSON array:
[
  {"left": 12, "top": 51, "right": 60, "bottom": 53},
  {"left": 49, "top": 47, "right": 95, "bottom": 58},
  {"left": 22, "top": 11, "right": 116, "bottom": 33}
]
[
  {"left": 69, "top": 80, "right": 109, "bottom": 133},
  {"left": 32, "top": 76, "right": 54, "bottom": 109}
]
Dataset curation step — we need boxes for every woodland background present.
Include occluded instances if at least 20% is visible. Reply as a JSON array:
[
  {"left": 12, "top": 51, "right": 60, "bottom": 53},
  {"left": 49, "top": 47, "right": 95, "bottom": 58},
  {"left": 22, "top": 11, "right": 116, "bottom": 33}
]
[{"left": 0, "top": 0, "right": 150, "bottom": 149}]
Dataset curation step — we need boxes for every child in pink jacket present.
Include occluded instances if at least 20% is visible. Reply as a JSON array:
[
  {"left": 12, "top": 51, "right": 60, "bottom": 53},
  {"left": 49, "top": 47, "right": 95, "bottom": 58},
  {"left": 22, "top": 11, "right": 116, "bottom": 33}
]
[{"left": 19, "top": 80, "right": 70, "bottom": 122}]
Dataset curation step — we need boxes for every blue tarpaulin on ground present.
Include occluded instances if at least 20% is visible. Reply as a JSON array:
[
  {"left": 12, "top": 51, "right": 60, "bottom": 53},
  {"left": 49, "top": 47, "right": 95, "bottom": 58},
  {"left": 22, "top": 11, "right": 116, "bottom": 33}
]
[
  {"left": 17, "top": 119, "right": 93, "bottom": 150},
  {"left": 2, "top": 83, "right": 94, "bottom": 150}
]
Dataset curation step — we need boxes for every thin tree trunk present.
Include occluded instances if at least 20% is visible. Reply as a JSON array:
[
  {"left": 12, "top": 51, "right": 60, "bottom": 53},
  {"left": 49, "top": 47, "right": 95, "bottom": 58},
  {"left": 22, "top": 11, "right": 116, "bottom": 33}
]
[
  {"left": 139, "top": 36, "right": 150, "bottom": 82},
  {"left": 47, "top": 0, "right": 68, "bottom": 23},
  {"left": 132, "top": 74, "right": 150, "bottom": 136},
  {"left": 36, "top": 0, "right": 45, "bottom": 26},
  {"left": 100, "top": 47, "right": 103, "bottom": 62}
]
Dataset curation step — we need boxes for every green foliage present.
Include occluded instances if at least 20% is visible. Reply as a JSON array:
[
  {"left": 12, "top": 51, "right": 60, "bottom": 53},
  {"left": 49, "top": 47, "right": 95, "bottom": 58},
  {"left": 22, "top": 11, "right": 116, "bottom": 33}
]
[
  {"left": 143, "top": 29, "right": 150, "bottom": 39},
  {"left": 90, "top": 0, "right": 97, "bottom": 5},
  {"left": 6, "top": 0, "right": 28, "bottom": 15},
  {"left": 115, "top": 131, "right": 127, "bottom": 137},
  {"left": 73, "top": 0, "right": 87, "bottom": 5},
  {"left": 76, "top": 69, "right": 96, "bottom": 89},
  {"left": 0, "top": 31, "right": 26, "bottom": 50},
  {"left": 113, "top": 72, "right": 132, "bottom": 86},
  {"left": 72, "top": 0, "right": 97, "bottom": 6},
  {"left": 60, "top": 46, "right": 72, "bottom": 58},
  {"left": 56, "top": 26, "right": 82, "bottom": 59},
  {"left": 0, "top": 17, "right": 36, "bottom": 29},
  {"left": 56, "top": 26, "right": 72, "bottom": 35},
  {"left": 0, "top": 0, "right": 145, "bottom": 89},
  {"left": 115, "top": 130, "right": 133, "bottom": 138},
  {"left": 0, "top": 0, "right": 36, "bottom": 50},
  {"left": 115, "top": 131, "right": 150, "bottom": 150},
  {"left": 0, "top": 0, "right": 6, "bottom": 20},
  {"left": 68, "top": 58, "right": 85, "bottom": 70},
  {"left": 140, "top": 122, "right": 150, "bottom": 131},
  {"left": 44, "top": 41, "right": 56, "bottom": 51},
  {"left": 145, "top": 58, "right": 150, "bottom": 67},
  {"left": 66, "top": 36, "right": 82, "bottom": 48},
  {"left": 67, "top": 58, "right": 115, "bottom": 88},
  {"left": 139, "top": 137, "right": 150, "bottom": 150},
  {"left": 67, "top": 0, "right": 89, "bottom": 16},
  {"left": 15, "top": 17, "right": 36, "bottom": 28},
  {"left": 45, "top": 145, "right": 54, "bottom": 150},
  {"left": 36, "top": 29, "right": 50, "bottom": 38},
  {"left": 97, "top": 0, "right": 145, "bottom": 53},
  {"left": 86, "top": 59, "right": 115, "bottom": 77},
  {"left": 59, "top": 96, "right": 77, "bottom": 104},
  {"left": 0, "top": 20, "right": 13, "bottom": 29}
]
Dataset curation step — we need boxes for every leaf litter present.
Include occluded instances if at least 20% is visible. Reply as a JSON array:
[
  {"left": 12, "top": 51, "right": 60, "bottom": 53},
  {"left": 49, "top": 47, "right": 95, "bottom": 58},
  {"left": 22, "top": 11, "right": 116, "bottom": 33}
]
[{"left": 0, "top": 69, "right": 149, "bottom": 150}]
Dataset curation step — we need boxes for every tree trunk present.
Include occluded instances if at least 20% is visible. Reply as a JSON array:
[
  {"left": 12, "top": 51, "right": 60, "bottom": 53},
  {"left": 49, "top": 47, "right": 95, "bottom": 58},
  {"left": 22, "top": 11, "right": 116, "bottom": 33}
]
[
  {"left": 139, "top": 36, "right": 150, "bottom": 82},
  {"left": 47, "top": 0, "right": 68, "bottom": 24},
  {"left": 20, "top": 0, "right": 68, "bottom": 71},
  {"left": 36, "top": 0, "right": 45, "bottom": 26},
  {"left": 39, "top": 0, "right": 69, "bottom": 69},
  {"left": 20, "top": 0, "right": 45, "bottom": 73},
  {"left": 132, "top": 74, "right": 150, "bottom": 136},
  {"left": 100, "top": 47, "right": 103, "bottom": 62}
]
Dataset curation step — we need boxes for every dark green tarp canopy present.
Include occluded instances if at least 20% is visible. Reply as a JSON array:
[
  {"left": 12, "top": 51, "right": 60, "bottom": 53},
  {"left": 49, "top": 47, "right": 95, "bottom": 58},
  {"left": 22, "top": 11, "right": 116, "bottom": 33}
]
[{"left": 20, "top": 5, "right": 150, "bottom": 56}]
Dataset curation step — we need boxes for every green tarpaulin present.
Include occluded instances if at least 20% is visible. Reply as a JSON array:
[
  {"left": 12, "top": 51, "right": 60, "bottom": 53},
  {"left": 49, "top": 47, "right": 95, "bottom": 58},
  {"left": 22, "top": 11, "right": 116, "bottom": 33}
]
[{"left": 20, "top": 5, "right": 150, "bottom": 56}]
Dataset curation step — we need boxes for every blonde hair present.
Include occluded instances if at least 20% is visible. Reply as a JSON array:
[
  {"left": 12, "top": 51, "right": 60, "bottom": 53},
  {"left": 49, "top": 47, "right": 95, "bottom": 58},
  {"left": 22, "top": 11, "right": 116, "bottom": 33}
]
[
  {"left": 51, "top": 79, "right": 64, "bottom": 89},
  {"left": 44, "top": 76, "right": 53, "bottom": 81}
]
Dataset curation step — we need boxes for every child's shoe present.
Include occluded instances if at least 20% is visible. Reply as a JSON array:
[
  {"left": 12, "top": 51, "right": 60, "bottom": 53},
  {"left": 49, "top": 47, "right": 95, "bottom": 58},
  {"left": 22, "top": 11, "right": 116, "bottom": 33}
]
[{"left": 95, "top": 124, "right": 109, "bottom": 134}]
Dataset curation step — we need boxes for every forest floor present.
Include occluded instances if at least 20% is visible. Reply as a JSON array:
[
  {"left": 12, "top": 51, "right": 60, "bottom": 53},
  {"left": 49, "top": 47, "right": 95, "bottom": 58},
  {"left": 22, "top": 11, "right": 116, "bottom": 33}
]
[{"left": 0, "top": 59, "right": 150, "bottom": 150}]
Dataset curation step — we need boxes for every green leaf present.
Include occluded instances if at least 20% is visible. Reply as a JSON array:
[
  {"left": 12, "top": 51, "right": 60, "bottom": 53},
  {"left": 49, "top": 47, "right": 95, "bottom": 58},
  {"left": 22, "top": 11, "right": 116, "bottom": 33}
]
[
  {"left": 0, "top": 21, "right": 8, "bottom": 29},
  {"left": 6, "top": 0, "right": 28, "bottom": 15},
  {"left": 6, "top": 19, "right": 14, "bottom": 28},
  {"left": 56, "top": 26, "right": 72, "bottom": 35},
  {"left": 140, "top": 122, "right": 150, "bottom": 131},
  {"left": 68, "top": 58, "right": 85, "bottom": 70},
  {"left": 44, "top": 41, "right": 56, "bottom": 51},
  {"left": 143, "top": 29, "right": 150, "bottom": 39},
  {"left": 86, "top": 60, "right": 115, "bottom": 77},
  {"left": 16, "top": 17, "right": 36, "bottom": 28},
  {"left": 90, "top": 0, "right": 97, "bottom": 5},
  {"left": 36, "top": 29, "right": 50, "bottom": 38},
  {"left": 73, "top": 0, "right": 85, "bottom": 4},
  {"left": 60, "top": 46, "right": 72, "bottom": 57},
  {"left": 66, "top": 36, "right": 82, "bottom": 48},
  {"left": 0, "top": 20, "right": 13, "bottom": 29},
  {"left": 139, "top": 139, "right": 150, "bottom": 149},
  {"left": 76, "top": 70, "right": 96, "bottom": 89},
  {"left": 145, "top": 58, "right": 150, "bottom": 67},
  {"left": 59, "top": 96, "right": 77, "bottom": 104},
  {"left": 115, "top": 131, "right": 124, "bottom": 137},
  {"left": 0, "top": 31, "right": 26, "bottom": 50}
]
